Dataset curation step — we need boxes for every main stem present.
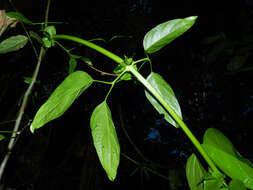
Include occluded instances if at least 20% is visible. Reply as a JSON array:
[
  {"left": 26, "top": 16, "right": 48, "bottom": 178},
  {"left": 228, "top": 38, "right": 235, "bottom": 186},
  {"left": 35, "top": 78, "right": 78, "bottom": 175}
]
[
  {"left": 126, "top": 65, "right": 221, "bottom": 176},
  {"left": 53, "top": 34, "right": 220, "bottom": 176},
  {"left": 54, "top": 35, "right": 124, "bottom": 64}
]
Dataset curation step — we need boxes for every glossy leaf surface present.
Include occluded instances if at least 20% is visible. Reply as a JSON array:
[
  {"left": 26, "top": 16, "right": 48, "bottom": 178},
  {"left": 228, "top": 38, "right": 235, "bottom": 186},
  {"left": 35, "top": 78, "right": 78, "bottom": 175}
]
[
  {"left": 143, "top": 16, "right": 197, "bottom": 54},
  {"left": 90, "top": 101, "right": 120, "bottom": 181},
  {"left": 30, "top": 71, "right": 93, "bottom": 133},
  {"left": 145, "top": 72, "right": 182, "bottom": 128},
  {"left": 0, "top": 35, "right": 28, "bottom": 54},
  {"left": 186, "top": 153, "right": 206, "bottom": 190},
  {"left": 203, "top": 128, "right": 236, "bottom": 156}
]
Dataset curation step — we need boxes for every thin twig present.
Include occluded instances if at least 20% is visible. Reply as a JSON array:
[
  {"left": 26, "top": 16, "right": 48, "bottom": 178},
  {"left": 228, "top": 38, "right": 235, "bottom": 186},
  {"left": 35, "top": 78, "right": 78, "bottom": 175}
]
[{"left": 0, "top": 0, "right": 51, "bottom": 182}]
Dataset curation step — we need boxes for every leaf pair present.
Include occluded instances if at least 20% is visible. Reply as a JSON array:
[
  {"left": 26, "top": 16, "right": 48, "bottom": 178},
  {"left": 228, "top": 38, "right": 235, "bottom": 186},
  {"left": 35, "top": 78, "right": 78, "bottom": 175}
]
[
  {"left": 186, "top": 128, "right": 252, "bottom": 190},
  {"left": 202, "top": 128, "right": 253, "bottom": 189},
  {"left": 30, "top": 71, "right": 119, "bottom": 181}
]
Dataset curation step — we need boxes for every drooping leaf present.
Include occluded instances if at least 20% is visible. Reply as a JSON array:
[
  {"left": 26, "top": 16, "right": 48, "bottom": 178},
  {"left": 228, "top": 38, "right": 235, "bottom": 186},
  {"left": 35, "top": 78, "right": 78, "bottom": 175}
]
[
  {"left": 186, "top": 153, "right": 206, "bottom": 190},
  {"left": 145, "top": 72, "right": 182, "bottom": 128},
  {"left": 229, "top": 179, "right": 246, "bottom": 190},
  {"left": 90, "top": 101, "right": 120, "bottom": 181},
  {"left": 143, "top": 16, "right": 197, "bottom": 54},
  {"left": 30, "top": 71, "right": 93, "bottom": 133},
  {"left": 0, "top": 35, "right": 28, "bottom": 54},
  {"left": 203, "top": 128, "right": 236, "bottom": 156},
  {"left": 202, "top": 144, "right": 253, "bottom": 189},
  {"left": 6, "top": 11, "right": 33, "bottom": 25}
]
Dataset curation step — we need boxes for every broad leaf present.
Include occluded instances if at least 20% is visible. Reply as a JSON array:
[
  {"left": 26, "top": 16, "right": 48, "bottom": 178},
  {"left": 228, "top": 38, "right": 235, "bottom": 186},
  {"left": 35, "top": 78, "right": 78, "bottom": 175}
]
[
  {"left": 0, "top": 35, "right": 28, "bottom": 54},
  {"left": 229, "top": 179, "right": 246, "bottom": 190},
  {"left": 143, "top": 16, "right": 197, "bottom": 54},
  {"left": 202, "top": 144, "right": 253, "bottom": 189},
  {"left": 30, "top": 71, "right": 93, "bottom": 132},
  {"left": 145, "top": 72, "right": 182, "bottom": 128},
  {"left": 90, "top": 101, "right": 120, "bottom": 181},
  {"left": 203, "top": 128, "right": 236, "bottom": 156},
  {"left": 186, "top": 153, "right": 206, "bottom": 190}
]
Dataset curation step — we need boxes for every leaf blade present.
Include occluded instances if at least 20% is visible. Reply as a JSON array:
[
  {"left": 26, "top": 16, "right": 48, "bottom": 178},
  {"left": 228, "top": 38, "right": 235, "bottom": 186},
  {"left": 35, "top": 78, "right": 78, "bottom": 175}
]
[
  {"left": 143, "top": 16, "right": 197, "bottom": 54},
  {"left": 145, "top": 72, "right": 182, "bottom": 128},
  {"left": 90, "top": 101, "right": 120, "bottom": 181},
  {"left": 30, "top": 71, "right": 93, "bottom": 132},
  {"left": 186, "top": 153, "right": 206, "bottom": 190},
  {"left": 0, "top": 35, "right": 28, "bottom": 54}
]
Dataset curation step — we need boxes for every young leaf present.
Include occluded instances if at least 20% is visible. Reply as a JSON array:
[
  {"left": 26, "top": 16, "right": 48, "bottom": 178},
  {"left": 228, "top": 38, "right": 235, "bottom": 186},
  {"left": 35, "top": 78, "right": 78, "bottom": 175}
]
[
  {"left": 6, "top": 11, "right": 34, "bottom": 25},
  {"left": 143, "top": 16, "right": 197, "bottom": 54},
  {"left": 202, "top": 144, "right": 253, "bottom": 189},
  {"left": 0, "top": 35, "right": 28, "bottom": 54},
  {"left": 30, "top": 71, "right": 93, "bottom": 133},
  {"left": 90, "top": 101, "right": 120, "bottom": 181},
  {"left": 145, "top": 72, "right": 182, "bottom": 128},
  {"left": 186, "top": 153, "right": 206, "bottom": 190}
]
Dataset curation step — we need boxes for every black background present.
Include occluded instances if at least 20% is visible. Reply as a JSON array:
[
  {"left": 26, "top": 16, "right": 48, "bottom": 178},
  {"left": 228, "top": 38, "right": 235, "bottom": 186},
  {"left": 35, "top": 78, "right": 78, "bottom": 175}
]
[{"left": 0, "top": 0, "right": 253, "bottom": 189}]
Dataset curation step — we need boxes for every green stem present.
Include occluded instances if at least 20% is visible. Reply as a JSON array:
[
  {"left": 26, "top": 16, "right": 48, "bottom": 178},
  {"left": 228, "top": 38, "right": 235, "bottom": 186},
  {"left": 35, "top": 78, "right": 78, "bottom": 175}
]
[
  {"left": 54, "top": 35, "right": 124, "bottom": 64},
  {"left": 126, "top": 65, "right": 221, "bottom": 176},
  {"left": 105, "top": 71, "right": 126, "bottom": 101}
]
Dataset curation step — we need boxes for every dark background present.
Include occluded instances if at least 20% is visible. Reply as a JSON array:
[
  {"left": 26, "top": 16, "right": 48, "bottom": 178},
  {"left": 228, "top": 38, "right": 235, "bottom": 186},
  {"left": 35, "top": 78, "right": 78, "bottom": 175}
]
[{"left": 0, "top": 0, "right": 253, "bottom": 189}]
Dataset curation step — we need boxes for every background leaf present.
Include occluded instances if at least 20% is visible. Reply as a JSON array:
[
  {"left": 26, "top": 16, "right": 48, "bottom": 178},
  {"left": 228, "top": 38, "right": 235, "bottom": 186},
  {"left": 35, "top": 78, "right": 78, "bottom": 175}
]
[
  {"left": 0, "top": 135, "right": 5, "bottom": 141},
  {"left": 145, "top": 72, "right": 182, "bottom": 128},
  {"left": 90, "top": 101, "right": 120, "bottom": 181},
  {"left": 68, "top": 57, "right": 77, "bottom": 73},
  {"left": 143, "top": 16, "right": 197, "bottom": 54},
  {"left": 30, "top": 71, "right": 93, "bottom": 133},
  {"left": 6, "top": 11, "right": 33, "bottom": 25},
  {"left": 186, "top": 153, "right": 206, "bottom": 190},
  {"left": 0, "top": 35, "right": 28, "bottom": 54}
]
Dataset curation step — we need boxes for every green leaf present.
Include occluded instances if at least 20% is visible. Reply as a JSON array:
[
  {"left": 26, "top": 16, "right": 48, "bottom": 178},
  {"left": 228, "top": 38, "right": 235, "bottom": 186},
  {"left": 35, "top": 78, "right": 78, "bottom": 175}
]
[
  {"left": 203, "top": 128, "right": 236, "bottom": 156},
  {"left": 143, "top": 16, "right": 197, "bottom": 54},
  {"left": 0, "top": 135, "right": 5, "bottom": 141},
  {"left": 145, "top": 72, "right": 182, "bottom": 128},
  {"left": 90, "top": 101, "right": 120, "bottom": 181},
  {"left": 0, "top": 35, "right": 28, "bottom": 54},
  {"left": 229, "top": 179, "right": 246, "bottom": 190},
  {"left": 68, "top": 58, "right": 77, "bottom": 73},
  {"left": 202, "top": 144, "right": 253, "bottom": 189},
  {"left": 30, "top": 71, "right": 93, "bottom": 133},
  {"left": 203, "top": 178, "right": 224, "bottom": 190},
  {"left": 6, "top": 11, "right": 34, "bottom": 25},
  {"left": 186, "top": 153, "right": 206, "bottom": 190}
]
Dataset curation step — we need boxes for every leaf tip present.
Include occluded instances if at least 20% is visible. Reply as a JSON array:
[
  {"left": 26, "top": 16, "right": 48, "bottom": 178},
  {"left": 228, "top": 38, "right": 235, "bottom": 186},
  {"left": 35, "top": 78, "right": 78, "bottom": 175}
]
[{"left": 30, "top": 124, "right": 35, "bottom": 133}]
